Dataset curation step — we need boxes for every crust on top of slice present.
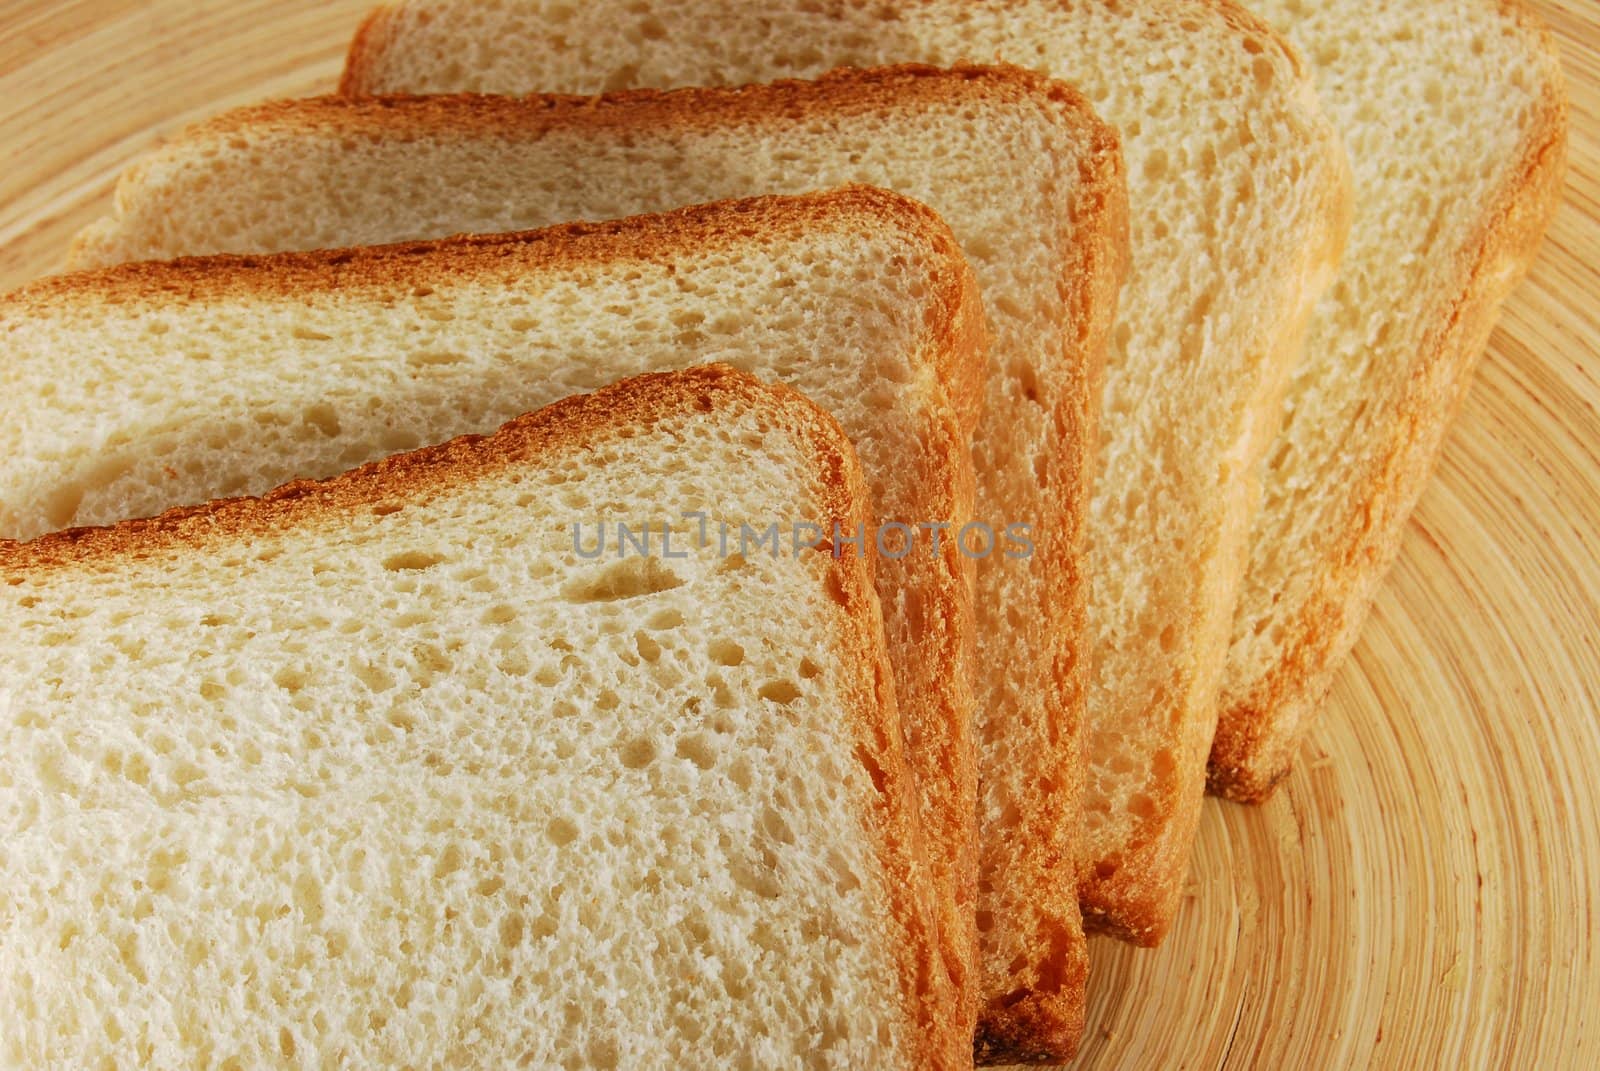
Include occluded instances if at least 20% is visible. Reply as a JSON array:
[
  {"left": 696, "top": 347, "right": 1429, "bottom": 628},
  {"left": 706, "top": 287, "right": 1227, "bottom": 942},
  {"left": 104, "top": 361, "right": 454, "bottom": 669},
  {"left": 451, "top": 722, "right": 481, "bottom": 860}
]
[
  {"left": 0, "top": 365, "right": 966, "bottom": 1069},
  {"left": 15, "top": 186, "right": 987, "bottom": 1056},
  {"left": 48, "top": 186, "right": 984, "bottom": 440},
  {"left": 65, "top": 63, "right": 1129, "bottom": 1061}
]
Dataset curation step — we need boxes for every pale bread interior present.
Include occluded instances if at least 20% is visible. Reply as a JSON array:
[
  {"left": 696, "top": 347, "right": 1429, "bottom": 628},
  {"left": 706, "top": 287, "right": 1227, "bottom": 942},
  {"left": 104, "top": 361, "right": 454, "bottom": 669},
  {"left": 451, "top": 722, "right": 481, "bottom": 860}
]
[
  {"left": 0, "top": 369, "right": 940, "bottom": 1068},
  {"left": 69, "top": 68, "right": 1122, "bottom": 1052},
  {"left": 332, "top": 0, "right": 1350, "bottom": 942},
  {"left": 8, "top": 189, "right": 984, "bottom": 1037}
]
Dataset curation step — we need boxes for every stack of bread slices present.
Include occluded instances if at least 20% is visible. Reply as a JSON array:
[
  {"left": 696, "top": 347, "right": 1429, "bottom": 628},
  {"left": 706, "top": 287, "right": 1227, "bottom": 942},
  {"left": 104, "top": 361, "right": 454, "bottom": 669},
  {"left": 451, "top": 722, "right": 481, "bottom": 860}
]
[{"left": 0, "top": 1, "right": 1566, "bottom": 1067}]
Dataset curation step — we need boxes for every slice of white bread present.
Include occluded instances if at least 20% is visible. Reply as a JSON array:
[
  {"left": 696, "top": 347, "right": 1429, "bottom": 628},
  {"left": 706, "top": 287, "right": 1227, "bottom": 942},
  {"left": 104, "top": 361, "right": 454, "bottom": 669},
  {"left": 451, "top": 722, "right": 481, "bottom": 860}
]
[
  {"left": 0, "top": 365, "right": 966, "bottom": 1070},
  {"left": 68, "top": 67, "right": 1129, "bottom": 1061},
  {"left": 8, "top": 188, "right": 988, "bottom": 1047},
  {"left": 333, "top": 0, "right": 1351, "bottom": 947},
  {"left": 1208, "top": 1, "right": 1569, "bottom": 799}
]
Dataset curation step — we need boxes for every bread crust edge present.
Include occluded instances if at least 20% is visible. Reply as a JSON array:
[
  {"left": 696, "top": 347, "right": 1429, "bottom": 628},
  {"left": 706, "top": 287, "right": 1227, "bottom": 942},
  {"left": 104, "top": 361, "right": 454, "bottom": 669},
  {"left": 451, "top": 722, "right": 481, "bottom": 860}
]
[
  {"left": 0, "top": 364, "right": 967, "bottom": 1069},
  {"left": 1077, "top": 1, "right": 1354, "bottom": 947},
  {"left": 1208, "top": 1, "right": 1571, "bottom": 804}
]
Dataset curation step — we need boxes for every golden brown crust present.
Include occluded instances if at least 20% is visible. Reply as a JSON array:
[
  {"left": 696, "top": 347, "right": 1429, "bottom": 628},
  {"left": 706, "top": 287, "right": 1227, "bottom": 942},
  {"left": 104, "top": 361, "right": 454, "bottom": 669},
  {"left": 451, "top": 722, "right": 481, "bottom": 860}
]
[
  {"left": 69, "top": 59, "right": 1116, "bottom": 1057},
  {"left": 42, "top": 185, "right": 942, "bottom": 307},
  {"left": 331, "top": 4, "right": 1318, "bottom": 1042},
  {"left": 2, "top": 366, "right": 726, "bottom": 565},
  {"left": 1069, "top": 0, "right": 1351, "bottom": 946},
  {"left": 180, "top": 62, "right": 1097, "bottom": 154},
  {"left": 1208, "top": 2, "right": 1570, "bottom": 803},
  {"left": 29, "top": 182, "right": 988, "bottom": 1061},
  {"left": 338, "top": 3, "right": 399, "bottom": 97},
  {"left": 335, "top": 0, "right": 1323, "bottom": 102},
  {"left": 894, "top": 247, "right": 986, "bottom": 1043},
  {"left": 970, "top": 104, "right": 1129, "bottom": 1066},
  {"left": 926, "top": 217, "right": 989, "bottom": 444},
  {"left": 74, "top": 63, "right": 1113, "bottom": 273},
  {"left": 0, "top": 364, "right": 964, "bottom": 1069},
  {"left": 763, "top": 371, "right": 970, "bottom": 1071}
]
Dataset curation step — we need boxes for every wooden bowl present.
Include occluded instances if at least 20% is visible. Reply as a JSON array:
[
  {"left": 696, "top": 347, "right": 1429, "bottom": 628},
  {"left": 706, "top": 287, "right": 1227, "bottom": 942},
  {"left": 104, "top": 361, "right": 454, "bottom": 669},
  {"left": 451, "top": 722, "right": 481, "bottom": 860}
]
[{"left": 0, "top": 2, "right": 1593, "bottom": 1065}]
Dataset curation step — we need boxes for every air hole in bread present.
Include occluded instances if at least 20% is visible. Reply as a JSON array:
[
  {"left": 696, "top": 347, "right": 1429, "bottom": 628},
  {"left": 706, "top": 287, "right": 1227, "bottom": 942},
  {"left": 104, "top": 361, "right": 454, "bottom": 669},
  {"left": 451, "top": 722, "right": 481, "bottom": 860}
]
[
  {"left": 496, "top": 647, "right": 531, "bottom": 678},
  {"left": 354, "top": 660, "right": 395, "bottom": 694},
  {"left": 544, "top": 816, "right": 579, "bottom": 847},
  {"left": 433, "top": 845, "right": 464, "bottom": 880},
  {"left": 726, "top": 756, "right": 754, "bottom": 792},
  {"left": 643, "top": 605, "right": 681, "bottom": 630},
  {"left": 1252, "top": 55, "right": 1277, "bottom": 91},
  {"left": 561, "top": 557, "right": 683, "bottom": 603},
  {"left": 760, "top": 805, "right": 796, "bottom": 845},
  {"left": 758, "top": 680, "right": 801, "bottom": 706},
  {"left": 618, "top": 737, "right": 656, "bottom": 769},
  {"left": 675, "top": 732, "right": 716, "bottom": 771},
  {"left": 727, "top": 856, "right": 781, "bottom": 901},
  {"left": 407, "top": 349, "right": 468, "bottom": 367},
  {"left": 42, "top": 481, "right": 87, "bottom": 532},
  {"left": 381, "top": 550, "right": 445, "bottom": 572},
  {"left": 853, "top": 745, "right": 887, "bottom": 798},
  {"left": 481, "top": 603, "right": 516, "bottom": 625},
  {"left": 272, "top": 667, "right": 307, "bottom": 694},
  {"left": 302, "top": 403, "right": 341, "bottom": 438},
  {"left": 411, "top": 642, "right": 451, "bottom": 680}
]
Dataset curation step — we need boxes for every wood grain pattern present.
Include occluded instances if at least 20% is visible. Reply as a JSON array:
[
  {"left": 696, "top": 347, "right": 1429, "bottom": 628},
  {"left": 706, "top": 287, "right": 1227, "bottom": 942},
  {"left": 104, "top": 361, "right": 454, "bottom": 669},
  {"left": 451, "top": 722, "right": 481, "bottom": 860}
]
[{"left": 0, "top": 1, "right": 1593, "bottom": 1066}]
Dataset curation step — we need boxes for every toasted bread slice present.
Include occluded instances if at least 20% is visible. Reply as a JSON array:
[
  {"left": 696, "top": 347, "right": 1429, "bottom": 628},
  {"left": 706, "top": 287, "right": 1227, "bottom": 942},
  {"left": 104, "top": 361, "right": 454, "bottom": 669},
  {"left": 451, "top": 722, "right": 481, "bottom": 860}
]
[
  {"left": 10, "top": 188, "right": 985, "bottom": 1047},
  {"left": 334, "top": 0, "right": 1349, "bottom": 952},
  {"left": 0, "top": 365, "right": 965, "bottom": 1069},
  {"left": 1209, "top": 1, "right": 1568, "bottom": 799},
  {"left": 67, "top": 66, "right": 1128, "bottom": 1060}
]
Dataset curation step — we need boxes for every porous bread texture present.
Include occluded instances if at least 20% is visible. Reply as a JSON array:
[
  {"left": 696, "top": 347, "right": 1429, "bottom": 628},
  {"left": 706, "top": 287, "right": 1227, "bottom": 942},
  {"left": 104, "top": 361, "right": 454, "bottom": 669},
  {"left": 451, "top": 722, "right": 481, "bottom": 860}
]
[
  {"left": 335, "top": 0, "right": 1350, "bottom": 954},
  {"left": 11, "top": 187, "right": 988, "bottom": 1049},
  {"left": 0, "top": 366, "right": 961, "bottom": 1070},
  {"left": 70, "top": 66, "right": 1129, "bottom": 1061},
  {"left": 1211, "top": 0, "right": 1568, "bottom": 800}
]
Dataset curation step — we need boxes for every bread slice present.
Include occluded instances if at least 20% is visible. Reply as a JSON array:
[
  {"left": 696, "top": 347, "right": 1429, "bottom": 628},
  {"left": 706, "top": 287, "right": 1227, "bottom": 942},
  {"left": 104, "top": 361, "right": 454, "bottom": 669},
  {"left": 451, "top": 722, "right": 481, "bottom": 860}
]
[
  {"left": 67, "top": 66, "right": 1128, "bottom": 1061},
  {"left": 1207, "top": 1, "right": 1568, "bottom": 799},
  {"left": 333, "top": 0, "right": 1350, "bottom": 947},
  {"left": 0, "top": 365, "right": 965, "bottom": 1069},
  {"left": 10, "top": 187, "right": 987, "bottom": 1043}
]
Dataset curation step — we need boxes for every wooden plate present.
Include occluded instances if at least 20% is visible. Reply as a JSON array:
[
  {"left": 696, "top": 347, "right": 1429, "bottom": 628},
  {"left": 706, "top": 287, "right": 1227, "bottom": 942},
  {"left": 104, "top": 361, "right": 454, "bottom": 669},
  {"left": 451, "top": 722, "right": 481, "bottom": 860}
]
[{"left": 1, "top": 1, "right": 1594, "bottom": 1065}]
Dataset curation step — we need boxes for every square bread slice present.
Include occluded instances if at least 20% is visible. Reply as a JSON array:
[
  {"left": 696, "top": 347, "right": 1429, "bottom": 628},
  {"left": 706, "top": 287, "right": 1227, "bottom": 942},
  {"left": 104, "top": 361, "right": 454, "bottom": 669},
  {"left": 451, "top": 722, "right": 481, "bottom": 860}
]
[
  {"left": 6, "top": 188, "right": 987, "bottom": 1048},
  {"left": 1211, "top": 0, "right": 1568, "bottom": 799},
  {"left": 332, "top": 0, "right": 1351, "bottom": 948},
  {"left": 66, "top": 67, "right": 1129, "bottom": 1061},
  {"left": 0, "top": 365, "right": 965, "bottom": 1069}
]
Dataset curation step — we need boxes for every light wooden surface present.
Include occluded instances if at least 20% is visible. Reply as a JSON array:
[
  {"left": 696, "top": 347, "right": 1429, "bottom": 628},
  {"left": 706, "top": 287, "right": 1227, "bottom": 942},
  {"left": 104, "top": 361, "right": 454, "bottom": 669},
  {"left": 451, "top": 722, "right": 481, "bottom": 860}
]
[{"left": 0, "top": 1, "right": 1594, "bottom": 1066}]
